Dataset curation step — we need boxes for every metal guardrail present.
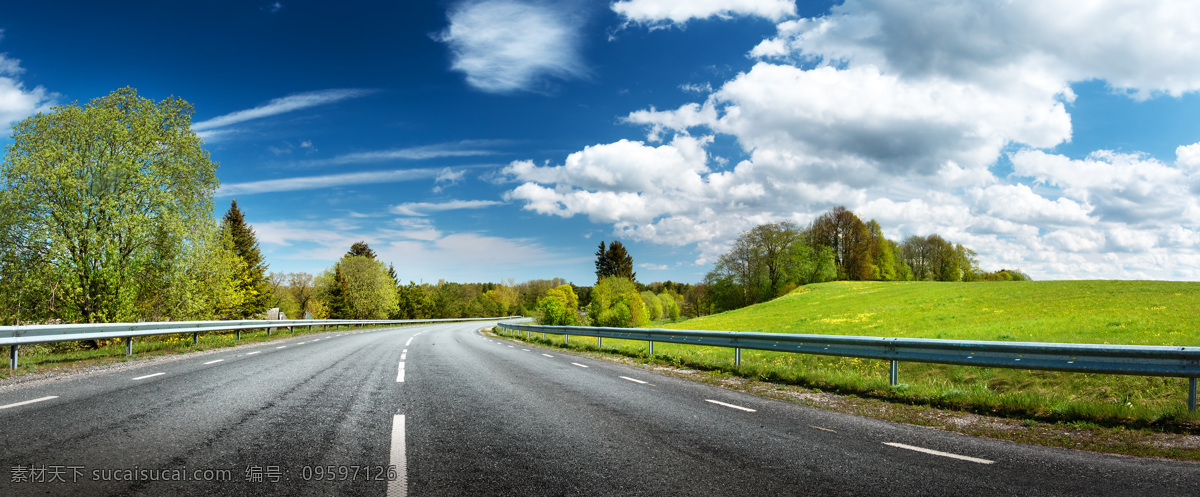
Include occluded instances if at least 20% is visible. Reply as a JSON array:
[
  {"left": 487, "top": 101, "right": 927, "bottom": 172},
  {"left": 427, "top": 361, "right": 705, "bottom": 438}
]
[
  {"left": 2, "top": 316, "right": 523, "bottom": 369},
  {"left": 496, "top": 323, "right": 1200, "bottom": 413}
]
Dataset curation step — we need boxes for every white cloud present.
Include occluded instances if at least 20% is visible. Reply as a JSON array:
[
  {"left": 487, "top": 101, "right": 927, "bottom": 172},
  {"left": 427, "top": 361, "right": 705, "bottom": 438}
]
[
  {"left": 217, "top": 169, "right": 441, "bottom": 197},
  {"left": 505, "top": 0, "right": 1200, "bottom": 279},
  {"left": 258, "top": 218, "right": 585, "bottom": 283},
  {"left": 0, "top": 45, "right": 55, "bottom": 126},
  {"left": 638, "top": 262, "right": 669, "bottom": 270},
  {"left": 390, "top": 199, "right": 503, "bottom": 217},
  {"left": 435, "top": 1, "right": 588, "bottom": 93},
  {"left": 613, "top": 0, "right": 796, "bottom": 26},
  {"left": 192, "top": 89, "right": 373, "bottom": 137},
  {"left": 300, "top": 141, "right": 499, "bottom": 167}
]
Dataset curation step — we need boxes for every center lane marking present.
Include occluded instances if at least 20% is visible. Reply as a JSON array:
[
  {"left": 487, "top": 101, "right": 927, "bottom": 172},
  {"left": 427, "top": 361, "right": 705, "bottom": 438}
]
[
  {"left": 132, "top": 373, "right": 165, "bottom": 381},
  {"left": 883, "top": 442, "right": 994, "bottom": 464},
  {"left": 397, "top": 362, "right": 405, "bottom": 383},
  {"left": 246, "top": 351, "right": 261, "bottom": 355},
  {"left": 542, "top": 354, "right": 554, "bottom": 358},
  {"left": 387, "top": 414, "right": 407, "bottom": 497},
  {"left": 620, "top": 376, "right": 648, "bottom": 384},
  {"left": 705, "top": 399, "right": 756, "bottom": 412},
  {"left": 571, "top": 363, "right": 589, "bottom": 368},
  {"left": 203, "top": 359, "right": 224, "bottom": 365}
]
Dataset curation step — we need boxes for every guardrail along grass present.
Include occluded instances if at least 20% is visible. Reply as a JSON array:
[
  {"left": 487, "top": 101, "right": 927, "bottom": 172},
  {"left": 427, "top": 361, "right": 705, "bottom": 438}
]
[
  {"left": 507, "top": 280, "right": 1200, "bottom": 428},
  {"left": 0, "top": 324, "right": 388, "bottom": 378}
]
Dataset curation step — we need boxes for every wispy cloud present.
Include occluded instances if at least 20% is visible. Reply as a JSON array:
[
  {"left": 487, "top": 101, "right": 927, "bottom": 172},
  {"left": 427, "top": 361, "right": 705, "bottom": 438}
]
[
  {"left": 390, "top": 199, "right": 504, "bottom": 216},
  {"left": 301, "top": 141, "right": 503, "bottom": 167},
  {"left": 192, "top": 88, "right": 374, "bottom": 135},
  {"left": 217, "top": 168, "right": 441, "bottom": 197}
]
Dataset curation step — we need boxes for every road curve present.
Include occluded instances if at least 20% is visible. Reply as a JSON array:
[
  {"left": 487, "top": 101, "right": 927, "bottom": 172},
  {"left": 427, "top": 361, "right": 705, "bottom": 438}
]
[{"left": 0, "top": 321, "right": 1196, "bottom": 496}]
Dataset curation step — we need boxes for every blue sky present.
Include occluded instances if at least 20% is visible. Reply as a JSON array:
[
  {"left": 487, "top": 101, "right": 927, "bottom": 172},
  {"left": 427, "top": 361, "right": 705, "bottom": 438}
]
[{"left": 3, "top": 0, "right": 1200, "bottom": 284}]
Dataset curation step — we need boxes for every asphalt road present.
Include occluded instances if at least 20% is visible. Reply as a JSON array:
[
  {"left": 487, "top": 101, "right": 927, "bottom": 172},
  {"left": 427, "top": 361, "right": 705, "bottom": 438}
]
[{"left": 0, "top": 321, "right": 1197, "bottom": 496}]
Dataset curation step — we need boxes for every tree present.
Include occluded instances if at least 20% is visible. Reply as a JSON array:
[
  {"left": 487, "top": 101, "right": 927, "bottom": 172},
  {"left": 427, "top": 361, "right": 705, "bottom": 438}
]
[
  {"left": 810, "top": 206, "right": 873, "bottom": 280},
  {"left": 348, "top": 241, "right": 376, "bottom": 260},
  {"left": 221, "top": 200, "right": 270, "bottom": 318},
  {"left": 588, "top": 277, "right": 646, "bottom": 328},
  {"left": 594, "top": 241, "right": 636, "bottom": 282},
  {"left": 0, "top": 87, "right": 219, "bottom": 323},
  {"left": 538, "top": 284, "right": 579, "bottom": 326}
]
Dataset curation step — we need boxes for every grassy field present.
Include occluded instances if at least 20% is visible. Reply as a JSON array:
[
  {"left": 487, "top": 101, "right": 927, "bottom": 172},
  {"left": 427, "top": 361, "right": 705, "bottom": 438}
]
[{"left": 514, "top": 280, "right": 1200, "bottom": 429}]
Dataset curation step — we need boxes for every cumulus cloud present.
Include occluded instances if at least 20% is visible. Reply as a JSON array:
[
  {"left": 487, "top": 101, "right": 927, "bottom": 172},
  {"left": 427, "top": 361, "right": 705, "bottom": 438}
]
[
  {"left": 506, "top": 0, "right": 1200, "bottom": 279},
  {"left": 612, "top": 0, "right": 796, "bottom": 26},
  {"left": 0, "top": 45, "right": 55, "bottom": 126},
  {"left": 435, "top": 1, "right": 588, "bottom": 93}
]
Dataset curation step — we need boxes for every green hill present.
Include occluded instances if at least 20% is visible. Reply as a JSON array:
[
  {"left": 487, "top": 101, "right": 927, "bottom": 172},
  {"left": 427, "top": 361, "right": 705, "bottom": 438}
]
[{"left": 667, "top": 280, "right": 1200, "bottom": 346}]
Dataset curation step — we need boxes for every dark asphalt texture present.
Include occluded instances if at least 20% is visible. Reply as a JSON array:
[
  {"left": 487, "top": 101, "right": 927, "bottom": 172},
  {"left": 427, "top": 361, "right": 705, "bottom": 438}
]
[{"left": 0, "top": 321, "right": 1197, "bottom": 496}]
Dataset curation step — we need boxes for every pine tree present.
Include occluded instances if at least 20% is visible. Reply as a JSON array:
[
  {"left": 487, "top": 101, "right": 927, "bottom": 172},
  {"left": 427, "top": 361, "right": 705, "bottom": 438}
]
[
  {"left": 348, "top": 241, "right": 376, "bottom": 260},
  {"left": 221, "top": 200, "right": 269, "bottom": 318},
  {"left": 605, "top": 241, "right": 636, "bottom": 282}
]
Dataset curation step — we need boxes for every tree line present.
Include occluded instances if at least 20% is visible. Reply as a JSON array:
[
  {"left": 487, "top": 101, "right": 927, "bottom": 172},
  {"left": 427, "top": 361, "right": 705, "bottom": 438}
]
[{"left": 701, "top": 206, "right": 1029, "bottom": 313}]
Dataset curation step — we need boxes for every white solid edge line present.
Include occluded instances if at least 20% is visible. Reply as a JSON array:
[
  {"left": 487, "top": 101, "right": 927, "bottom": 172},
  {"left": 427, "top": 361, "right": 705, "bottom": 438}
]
[
  {"left": 705, "top": 399, "right": 756, "bottom": 412},
  {"left": 883, "top": 443, "right": 994, "bottom": 464},
  {"left": 132, "top": 372, "right": 166, "bottom": 381},
  {"left": 620, "top": 376, "right": 648, "bottom": 384},
  {"left": 203, "top": 359, "right": 224, "bottom": 365},
  {"left": 0, "top": 396, "right": 59, "bottom": 410},
  {"left": 571, "top": 363, "right": 589, "bottom": 368},
  {"left": 246, "top": 351, "right": 262, "bottom": 355},
  {"left": 387, "top": 414, "right": 407, "bottom": 497},
  {"left": 542, "top": 354, "right": 554, "bottom": 358},
  {"left": 397, "top": 362, "right": 405, "bottom": 383}
]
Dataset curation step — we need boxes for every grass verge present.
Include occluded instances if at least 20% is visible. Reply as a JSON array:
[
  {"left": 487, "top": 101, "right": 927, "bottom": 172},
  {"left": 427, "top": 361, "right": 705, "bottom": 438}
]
[
  {"left": 0, "top": 323, "right": 391, "bottom": 381},
  {"left": 489, "top": 327, "right": 1200, "bottom": 461}
]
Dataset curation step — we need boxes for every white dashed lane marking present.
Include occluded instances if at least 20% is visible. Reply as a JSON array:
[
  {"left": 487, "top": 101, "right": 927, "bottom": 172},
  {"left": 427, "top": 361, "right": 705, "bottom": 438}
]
[
  {"left": 132, "top": 373, "right": 165, "bottom": 381},
  {"left": 705, "top": 399, "right": 756, "bottom": 412},
  {"left": 0, "top": 396, "right": 58, "bottom": 410},
  {"left": 571, "top": 363, "right": 589, "bottom": 368},
  {"left": 397, "top": 362, "right": 405, "bottom": 383},
  {"left": 246, "top": 351, "right": 262, "bottom": 355},
  {"left": 203, "top": 359, "right": 224, "bottom": 365},
  {"left": 620, "top": 376, "right": 648, "bottom": 384},
  {"left": 542, "top": 354, "right": 554, "bottom": 358},
  {"left": 884, "top": 443, "right": 994, "bottom": 465}
]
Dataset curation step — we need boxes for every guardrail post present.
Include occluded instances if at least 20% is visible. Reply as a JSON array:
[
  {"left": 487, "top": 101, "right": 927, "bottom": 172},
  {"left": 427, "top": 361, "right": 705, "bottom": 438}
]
[
  {"left": 735, "top": 347, "right": 742, "bottom": 367},
  {"left": 126, "top": 337, "right": 133, "bottom": 356},
  {"left": 1190, "top": 378, "right": 1197, "bottom": 413},
  {"left": 193, "top": 332, "right": 198, "bottom": 344},
  {"left": 565, "top": 334, "right": 569, "bottom": 346},
  {"left": 598, "top": 337, "right": 603, "bottom": 349},
  {"left": 267, "top": 328, "right": 271, "bottom": 337},
  {"left": 237, "top": 330, "right": 242, "bottom": 340},
  {"left": 648, "top": 340, "right": 654, "bottom": 356},
  {"left": 890, "top": 360, "right": 899, "bottom": 386},
  {"left": 9, "top": 345, "right": 17, "bottom": 369}
]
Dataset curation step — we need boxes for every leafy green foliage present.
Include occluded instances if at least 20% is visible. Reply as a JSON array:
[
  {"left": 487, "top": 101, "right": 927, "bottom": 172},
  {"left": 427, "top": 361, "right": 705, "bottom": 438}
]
[
  {"left": 538, "top": 284, "right": 579, "bottom": 326},
  {"left": 0, "top": 87, "right": 219, "bottom": 323},
  {"left": 589, "top": 277, "right": 647, "bottom": 327}
]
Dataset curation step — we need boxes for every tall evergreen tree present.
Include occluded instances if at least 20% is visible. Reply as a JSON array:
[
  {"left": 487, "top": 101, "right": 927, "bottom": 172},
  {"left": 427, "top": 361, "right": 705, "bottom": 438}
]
[
  {"left": 595, "top": 240, "right": 636, "bottom": 282},
  {"left": 221, "top": 200, "right": 269, "bottom": 318}
]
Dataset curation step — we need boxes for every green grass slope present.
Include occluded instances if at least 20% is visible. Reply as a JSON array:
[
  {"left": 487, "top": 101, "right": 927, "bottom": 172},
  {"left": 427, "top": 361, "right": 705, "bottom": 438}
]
[{"left": 668, "top": 280, "right": 1200, "bottom": 346}]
